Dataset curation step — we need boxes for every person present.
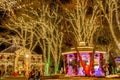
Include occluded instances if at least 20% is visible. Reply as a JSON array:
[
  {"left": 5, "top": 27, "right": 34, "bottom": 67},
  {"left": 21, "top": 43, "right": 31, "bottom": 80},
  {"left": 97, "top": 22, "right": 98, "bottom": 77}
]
[
  {"left": 28, "top": 69, "right": 35, "bottom": 80},
  {"left": 1, "top": 69, "right": 5, "bottom": 77},
  {"left": 35, "top": 69, "right": 40, "bottom": 80},
  {"left": 60, "top": 68, "right": 64, "bottom": 74}
]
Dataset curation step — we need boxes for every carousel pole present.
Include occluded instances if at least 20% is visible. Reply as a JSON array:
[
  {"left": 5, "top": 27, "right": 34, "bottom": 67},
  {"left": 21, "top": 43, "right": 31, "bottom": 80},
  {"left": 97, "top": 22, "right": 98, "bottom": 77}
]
[{"left": 63, "top": 55, "right": 66, "bottom": 74}]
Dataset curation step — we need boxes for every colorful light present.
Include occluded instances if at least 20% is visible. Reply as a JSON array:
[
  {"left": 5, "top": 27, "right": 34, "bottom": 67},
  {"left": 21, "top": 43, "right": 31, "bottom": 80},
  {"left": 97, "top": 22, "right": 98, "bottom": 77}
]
[{"left": 64, "top": 52, "right": 105, "bottom": 77}]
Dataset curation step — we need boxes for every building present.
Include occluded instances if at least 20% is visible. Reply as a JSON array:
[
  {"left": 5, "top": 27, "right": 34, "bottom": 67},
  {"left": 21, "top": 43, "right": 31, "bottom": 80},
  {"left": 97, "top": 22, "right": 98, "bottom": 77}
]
[{"left": 0, "top": 45, "right": 44, "bottom": 76}]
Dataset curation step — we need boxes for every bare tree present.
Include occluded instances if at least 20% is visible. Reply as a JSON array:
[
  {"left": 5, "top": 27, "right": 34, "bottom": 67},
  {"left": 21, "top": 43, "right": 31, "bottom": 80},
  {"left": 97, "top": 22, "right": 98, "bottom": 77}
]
[
  {"left": 4, "top": 15, "right": 39, "bottom": 52},
  {"left": 48, "top": 5, "right": 64, "bottom": 74},
  {"left": 0, "top": 0, "right": 17, "bottom": 10},
  {"left": 28, "top": 4, "right": 53, "bottom": 75},
  {"left": 65, "top": 0, "right": 101, "bottom": 46},
  {"left": 23, "top": 1, "right": 64, "bottom": 75},
  {"left": 0, "top": 0, "right": 39, "bottom": 48},
  {"left": 33, "top": 3, "right": 64, "bottom": 74},
  {"left": 96, "top": 0, "right": 120, "bottom": 50},
  {"left": 58, "top": 0, "right": 102, "bottom": 75}
]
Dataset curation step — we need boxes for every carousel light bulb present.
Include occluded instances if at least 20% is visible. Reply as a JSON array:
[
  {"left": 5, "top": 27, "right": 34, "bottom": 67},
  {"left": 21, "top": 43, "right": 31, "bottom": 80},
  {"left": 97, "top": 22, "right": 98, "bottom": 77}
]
[{"left": 69, "top": 59, "right": 72, "bottom": 62}]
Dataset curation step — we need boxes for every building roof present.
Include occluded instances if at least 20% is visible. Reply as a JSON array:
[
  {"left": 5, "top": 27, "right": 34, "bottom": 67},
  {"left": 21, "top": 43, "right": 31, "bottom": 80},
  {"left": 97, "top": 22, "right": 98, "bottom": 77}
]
[
  {"left": 1, "top": 45, "right": 21, "bottom": 53},
  {"left": 0, "top": 45, "right": 38, "bottom": 55}
]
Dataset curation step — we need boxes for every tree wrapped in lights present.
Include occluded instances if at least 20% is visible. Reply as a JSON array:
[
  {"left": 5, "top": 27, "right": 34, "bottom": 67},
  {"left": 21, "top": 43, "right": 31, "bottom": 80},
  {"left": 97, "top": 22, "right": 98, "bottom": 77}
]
[
  {"left": 0, "top": 0, "right": 17, "bottom": 10},
  {"left": 64, "top": 0, "right": 101, "bottom": 46},
  {"left": 1, "top": 0, "right": 64, "bottom": 75},
  {"left": 20, "top": 1, "right": 64, "bottom": 75},
  {"left": 59, "top": 0, "right": 102, "bottom": 76},
  {"left": 32, "top": 3, "right": 64, "bottom": 74},
  {"left": 48, "top": 7, "right": 64, "bottom": 74},
  {"left": 4, "top": 15, "right": 39, "bottom": 51},
  {"left": 96, "top": 0, "right": 120, "bottom": 51}
]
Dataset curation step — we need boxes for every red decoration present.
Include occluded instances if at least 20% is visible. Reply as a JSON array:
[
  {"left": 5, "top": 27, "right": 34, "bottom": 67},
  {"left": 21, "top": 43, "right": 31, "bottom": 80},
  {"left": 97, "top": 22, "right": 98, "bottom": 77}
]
[
  {"left": 79, "top": 53, "right": 93, "bottom": 76},
  {"left": 13, "top": 72, "right": 18, "bottom": 77}
]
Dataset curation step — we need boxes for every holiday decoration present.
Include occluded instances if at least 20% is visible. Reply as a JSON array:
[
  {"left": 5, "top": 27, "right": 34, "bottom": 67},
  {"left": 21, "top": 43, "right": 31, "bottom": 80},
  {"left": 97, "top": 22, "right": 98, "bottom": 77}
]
[{"left": 62, "top": 46, "right": 106, "bottom": 77}]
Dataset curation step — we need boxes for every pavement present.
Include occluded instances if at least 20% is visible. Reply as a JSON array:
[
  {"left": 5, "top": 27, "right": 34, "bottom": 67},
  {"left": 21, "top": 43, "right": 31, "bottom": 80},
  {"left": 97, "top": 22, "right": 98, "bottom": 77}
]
[
  {"left": 0, "top": 76, "right": 120, "bottom": 80},
  {"left": 0, "top": 77, "right": 27, "bottom": 80},
  {"left": 42, "top": 77, "right": 120, "bottom": 80}
]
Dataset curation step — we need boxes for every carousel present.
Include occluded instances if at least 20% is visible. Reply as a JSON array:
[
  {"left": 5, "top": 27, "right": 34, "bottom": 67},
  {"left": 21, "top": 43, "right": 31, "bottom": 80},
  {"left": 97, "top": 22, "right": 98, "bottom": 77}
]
[
  {"left": 0, "top": 45, "right": 44, "bottom": 77},
  {"left": 62, "top": 42, "right": 106, "bottom": 77}
]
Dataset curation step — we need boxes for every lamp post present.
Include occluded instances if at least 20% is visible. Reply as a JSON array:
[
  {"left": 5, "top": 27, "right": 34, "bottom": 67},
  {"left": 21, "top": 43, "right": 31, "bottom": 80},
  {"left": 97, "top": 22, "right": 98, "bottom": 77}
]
[{"left": 25, "top": 54, "right": 29, "bottom": 77}]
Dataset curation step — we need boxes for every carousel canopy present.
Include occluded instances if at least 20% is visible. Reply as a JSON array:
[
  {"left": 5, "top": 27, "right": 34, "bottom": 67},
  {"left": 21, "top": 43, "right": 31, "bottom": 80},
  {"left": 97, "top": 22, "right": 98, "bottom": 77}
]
[
  {"left": 62, "top": 42, "right": 106, "bottom": 55},
  {"left": 62, "top": 46, "right": 106, "bottom": 55}
]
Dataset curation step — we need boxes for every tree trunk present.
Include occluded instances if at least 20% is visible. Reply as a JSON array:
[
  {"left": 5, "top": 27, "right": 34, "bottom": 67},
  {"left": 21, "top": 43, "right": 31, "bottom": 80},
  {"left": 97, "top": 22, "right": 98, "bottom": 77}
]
[
  {"left": 44, "top": 44, "right": 51, "bottom": 76},
  {"left": 54, "top": 61, "right": 59, "bottom": 74}
]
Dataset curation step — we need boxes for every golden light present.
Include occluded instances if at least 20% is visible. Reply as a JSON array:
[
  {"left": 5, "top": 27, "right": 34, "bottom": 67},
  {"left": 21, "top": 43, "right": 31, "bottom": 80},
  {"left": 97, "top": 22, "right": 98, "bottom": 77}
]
[{"left": 25, "top": 54, "right": 29, "bottom": 58}]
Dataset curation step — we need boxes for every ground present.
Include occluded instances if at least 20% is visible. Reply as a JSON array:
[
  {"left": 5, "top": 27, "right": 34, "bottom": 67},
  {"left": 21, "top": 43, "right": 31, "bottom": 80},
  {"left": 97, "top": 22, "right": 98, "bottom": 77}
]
[{"left": 0, "top": 76, "right": 120, "bottom": 80}]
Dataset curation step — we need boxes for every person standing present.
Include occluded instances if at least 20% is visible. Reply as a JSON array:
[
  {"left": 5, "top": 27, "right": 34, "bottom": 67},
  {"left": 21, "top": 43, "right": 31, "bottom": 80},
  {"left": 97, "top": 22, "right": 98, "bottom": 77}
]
[
  {"left": 28, "top": 69, "right": 35, "bottom": 80},
  {"left": 35, "top": 69, "right": 40, "bottom": 80}
]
